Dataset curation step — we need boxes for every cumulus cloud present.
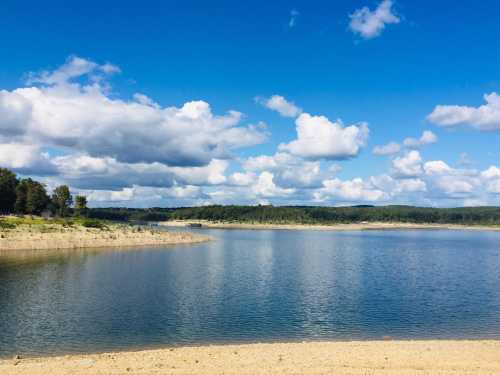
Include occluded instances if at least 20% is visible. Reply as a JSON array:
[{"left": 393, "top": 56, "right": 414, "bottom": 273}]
[
  {"left": 2, "top": 56, "right": 267, "bottom": 168},
  {"left": 403, "top": 130, "right": 438, "bottom": 148},
  {"left": 167, "top": 159, "right": 229, "bottom": 186},
  {"left": 374, "top": 131, "right": 437, "bottom": 157},
  {"left": 243, "top": 152, "right": 326, "bottom": 189},
  {"left": 0, "top": 90, "right": 32, "bottom": 139},
  {"left": 392, "top": 150, "right": 423, "bottom": 178},
  {"left": 0, "top": 143, "right": 57, "bottom": 176},
  {"left": 394, "top": 178, "right": 427, "bottom": 193},
  {"left": 373, "top": 141, "right": 401, "bottom": 155},
  {"left": 485, "top": 179, "right": 500, "bottom": 194},
  {"left": 427, "top": 92, "right": 500, "bottom": 131},
  {"left": 51, "top": 154, "right": 229, "bottom": 190},
  {"left": 3, "top": 56, "right": 499, "bottom": 208},
  {"left": 83, "top": 185, "right": 207, "bottom": 207},
  {"left": 279, "top": 113, "right": 369, "bottom": 160},
  {"left": 481, "top": 166, "right": 500, "bottom": 194},
  {"left": 314, "top": 177, "right": 387, "bottom": 202},
  {"left": 256, "top": 95, "right": 302, "bottom": 118},
  {"left": 424, "top": 160, "right": 452, "bottom": 175},
  {"left": 349, "top": 0, "right": 400, "bottom": 39},
  {"left": 481, "top": 166, "right": 500, "bottom": 179},
  {"left": 252, "top": 171, "right": 295, "bottom": 198},
  {"left": 433, "top": 175, "right": 479, "bottom": 196},
  {"left": 228, "top": 172, "right": 256, "bottom": 187}
]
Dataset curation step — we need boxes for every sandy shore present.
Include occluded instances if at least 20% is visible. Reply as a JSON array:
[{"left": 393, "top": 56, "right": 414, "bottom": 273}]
[
  {"left": 1, "top": 340, "right": 499, "bottom": 374},
  {"left": 0, "top": 223, "right": 210, "bottom": 251},
  {"left": 161, "top": 220, "right": 500, "bottom": 232}
]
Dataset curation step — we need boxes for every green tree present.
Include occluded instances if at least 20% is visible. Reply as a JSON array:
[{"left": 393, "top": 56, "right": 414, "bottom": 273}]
[
  {"left": 14, "top": 180, "right": 28, "bottom": 213},
  {"left": 74, "top": 195, "right": 88, "bottom": 217},
  {"left": 0, "top": 168, "right": 18, "bottom": 213},
  {"left": 52, "top": 185, "right": 73, "bottom": 217},
  {"left": 26, "top": 181, "right": 50, "bottom": 215},
  {"left": 15, "top": 179, "right": 50, "bottom": 215}
]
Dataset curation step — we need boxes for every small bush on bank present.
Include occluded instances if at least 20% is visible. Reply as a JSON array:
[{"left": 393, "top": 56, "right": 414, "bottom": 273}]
[
  {"left": 81, "top": 219, "right": 107, "bottom": 229},
  {"left": 0, "top": 220, "right": 16, "bottom": 229}
]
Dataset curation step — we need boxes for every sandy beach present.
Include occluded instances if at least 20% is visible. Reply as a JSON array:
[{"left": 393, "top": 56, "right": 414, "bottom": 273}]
[
  {"left": 1, "top": 340, "right": 499, "bottom": 374},
  {"left": 0, "top": 221, "right": 210, "bottom": 251},
  {"left": 161, "top": 220, "right": 500, "bottom": 232}
]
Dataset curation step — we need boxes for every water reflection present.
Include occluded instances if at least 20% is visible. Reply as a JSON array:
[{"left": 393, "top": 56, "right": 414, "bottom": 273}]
[{"left": 0, "top": 229, "right": 499, "bottom": 357}]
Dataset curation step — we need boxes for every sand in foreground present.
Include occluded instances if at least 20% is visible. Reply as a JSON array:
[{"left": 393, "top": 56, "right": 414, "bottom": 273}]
[{"left": 1, "top": 340, "right": 499, "bottom": 375}]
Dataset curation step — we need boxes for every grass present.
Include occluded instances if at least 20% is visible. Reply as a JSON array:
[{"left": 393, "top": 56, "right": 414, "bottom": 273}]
[{"left": 0, "top": 215, "right": 114, "bottom": 231}]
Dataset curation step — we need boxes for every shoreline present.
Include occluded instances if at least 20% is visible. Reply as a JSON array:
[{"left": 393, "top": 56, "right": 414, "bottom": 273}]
[
  {"left": 161, "top": 219, "right": 500, "bottom": 232},
  {"left": 0, "top": 218, "right": 211, "bottom": 251},
  {"left": 1, "top": 340, "right": 499, "bottom": 374}
]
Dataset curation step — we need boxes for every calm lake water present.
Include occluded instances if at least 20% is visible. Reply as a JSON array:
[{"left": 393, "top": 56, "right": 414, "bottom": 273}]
[{"left": 1, "top": 228, "right": 500, "bottom": 357}]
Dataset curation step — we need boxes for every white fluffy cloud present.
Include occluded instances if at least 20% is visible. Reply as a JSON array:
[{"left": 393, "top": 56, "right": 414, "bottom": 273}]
[
  {"left": 349, "top": 0, "right": 400, "bottom": 39},
  {"left": 256, "top": 95, "right": 301, "bottom": 118},
  {"left": 252, "top": 171, "right": 295, "bottom": 198},
  {"left": 243, "top": 152, "right": 325, "bottom": 188},
  {"left": 403, "top": 130, "right": 438, "bottom": 148},
  {"left": 373, "top": 141, "right": 401, "bottom": 155},
  {"left": 392, "top": 150, "right": 423, "bottom": 178},
  {"left": 228, "top": 172, "right": 256, "bottom": 187},
  {"left": 374, "top": 131, "right": 437, "bottom": 157},
  {"left": 0, "top": 143, "right": 56, "bottom": 175},
  {"left": 480, "top": 166, "right": 500, "bottom": 194},
  {"left": 0, "top": 90, "right": 32, "bottom": 139},
  {"left": 481, "top": 166, "right": 500, "bottom": 179},
  {"left": 433, "top": 176, "right": 479, "bottom": 196},
  {"left": 83, "top": 185, "right": 206, "bottom": 207},
  {"left": 485, "top": 179, "right": 500, "bottom": 194},
  {"left": 427, "top": 92, "right": 500, "bottom": 131},
  {"left": 51, "top": 154, "right": 229, "bottom": 190},
  {"left": 2, "top": 56, "right": 267, "bottom": 168},
  {"left": 3, "top": 56, "right": 500, "bottom": 208},
  {"left": 314, "top": 177, "right": 387, "bottom": 202},
  {"left": 279, "top": 113, "right": 369, "bottom": 160},
  {"left": 424, "top": 160, "right": 452, "bottom": 175}
]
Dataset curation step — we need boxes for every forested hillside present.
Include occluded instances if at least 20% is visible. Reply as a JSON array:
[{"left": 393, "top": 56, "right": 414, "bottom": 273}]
[{"left": 88, "top": 205, "right": 500, "bottom": 226}]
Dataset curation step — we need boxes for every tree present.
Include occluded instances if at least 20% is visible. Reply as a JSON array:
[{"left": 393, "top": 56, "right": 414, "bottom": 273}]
[
  {"left": 0, "top": 168, "right": 18, "bottom": 213},
  {"left": 74, "top": 195, "right": 88, "bottom": 217},
  {"left": 26, "top": 181, "right": 50, "bottom": 215},
  {"left": 52, "top": 185, "right": 73, "bottom": 217},
  {"left": 15, "top": 179, "right": 50, "bottom": 215},
  {"left": 14, "top": 180, "right": 28, "bottom": 214}
]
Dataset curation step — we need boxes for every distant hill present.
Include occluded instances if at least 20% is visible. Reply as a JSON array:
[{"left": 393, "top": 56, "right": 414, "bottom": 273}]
[{"left": 88, "top": 205, "right": 500, "bottom": 226}]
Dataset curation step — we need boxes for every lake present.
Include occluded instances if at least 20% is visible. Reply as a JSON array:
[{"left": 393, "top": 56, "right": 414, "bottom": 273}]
[{"left": 1, "top": 228, "right": 500, "bottom": 357}]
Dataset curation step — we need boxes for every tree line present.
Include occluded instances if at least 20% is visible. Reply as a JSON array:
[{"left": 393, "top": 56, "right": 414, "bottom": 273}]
[
  {"left": 88, "top": 205, "right": 500, "bottom": 226},
  {"left": 0, "top": 167, "right": 88, "bottom": 217},
  {"left": 2, "top": 164, "right": 499, "bottom": 225}
]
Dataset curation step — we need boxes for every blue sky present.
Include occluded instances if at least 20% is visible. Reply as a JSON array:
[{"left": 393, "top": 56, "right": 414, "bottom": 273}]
[{"left": 1, "top": 0, "right": 500, "bottom": 207}]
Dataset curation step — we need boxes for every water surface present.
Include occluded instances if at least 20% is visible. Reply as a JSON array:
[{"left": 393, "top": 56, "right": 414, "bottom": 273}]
[{"left": 1, "top": 228, "right": 499, "bottom": 357}]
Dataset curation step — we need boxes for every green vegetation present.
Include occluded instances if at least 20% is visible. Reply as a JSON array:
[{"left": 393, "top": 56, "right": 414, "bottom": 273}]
[
  {"left": 1, "top": 167, "right": 499, "bottom": 227},
  {"left": 88, "top": 205, "right": 500, "bottom": 226},
  {"left": 0, "top": 167, "right": 86, "bottom": 218},
  {"left": 15, "top": 178, "right": 50, "bottom": 215},
  {"left": 0, "top": 215, "right": 115, "bottom": 234},
  {"left": 75, "top": 195, "right": 89, "bottom": 217},
  {"left": 0, "top": 168, "right": 18, "bottom": 213},
  {"left": 52, "top": 185, "right": 73, "bottom": 217},
  {"left": 80, "top": 218, "right": 107, "bottom": 229}
]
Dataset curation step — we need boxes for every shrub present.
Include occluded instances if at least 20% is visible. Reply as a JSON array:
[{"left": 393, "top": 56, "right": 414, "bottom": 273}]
[
  {"left": 81, "top": 219, "right": 107, "bottom": 229},
  {"left": 0, "top": 220, "right": 16, "bottom": 229}
]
